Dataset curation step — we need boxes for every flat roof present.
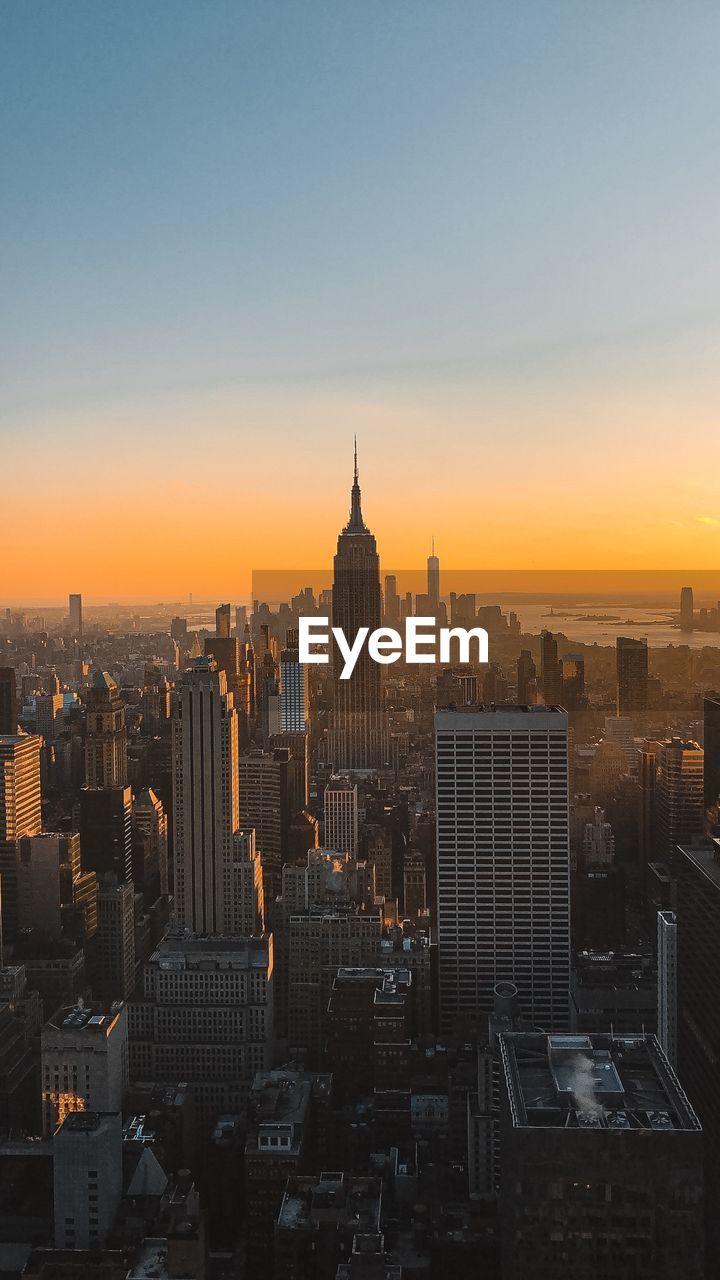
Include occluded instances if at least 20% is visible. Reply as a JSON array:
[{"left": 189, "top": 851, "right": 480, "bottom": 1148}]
[
  {"left": 677, "top": 842, "right": 720, "bottom": 894},
  {"left": 436, "top": 705, "right": 568, "bottom": 731},
  {"left": 500, "top": 1031, "right": 700, "bottom": 1133}
]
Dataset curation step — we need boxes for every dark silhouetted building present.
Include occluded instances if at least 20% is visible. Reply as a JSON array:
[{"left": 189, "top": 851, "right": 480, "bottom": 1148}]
[
  {"left": 616, "top": 636, "right": 648, "bottom": 716},
  {"left": 499, "top": 1031, "right": 703, "bottom": 1279}
]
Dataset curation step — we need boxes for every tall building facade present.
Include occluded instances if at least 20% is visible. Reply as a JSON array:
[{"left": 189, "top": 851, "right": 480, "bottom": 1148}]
[
  {"left": 279, "top": 647, "right": 309, "bottom": 733},
  {"left": 41, "top": 1001, "right": 128, "bottom": 1136},
  {"left": 83, "top": 672, "right": 127, "bottom": 788},
  {"left": 657, "top": 908, "right": 677, "bottom": 1067},
  {"left": 94, "top": 879, "right": 136, "bottom": 1001},
  {"left": 173, "top": 657, "right": 240, "bottom": 933},
  {"left": 616, "top": 636, "right": 648, "bottom": 715},
  {"left": 129, "top": 932, "right": 274, "bottom": 1128},
  {"left": 239, "top": 747, "right": 294, "bottom": 906},
  {"left": 53, "top": 1112, "right": 122, "bottom": 1250},
  {"left": 330, "top": 445, "right": 387, "bottom": 770},
  {"left": 79, "top": 785, "right": 133, "bottom": 883},
  {"left": 323, "top": 776, "right": 359, "bottom": 857},
  {"left": 539, "top": 632, "right": 563, "bottom": 705},
  {"left": 654, "top": 738, "right": 704, "bottom": 860},
  {"left": 68, "top": 593, "right": 83, "bottom": 644},
  {"left": 0, "top": 669, "right": 17, "bottom": 735},
  {"left": 676, "top": 840, "right": 720, "bottom": 1270},
  {"left": 680, "top": 585, "right": 695, "bottom": 630},
  {"left": 0, "top": 733, "right": 43, "bottom": 939},
  {"left": 703, "top": 693, "right": 720, "bottom": 813},
  {"left": 499, "top": 1032, "right": 703, "bottom": 1280},
  {"left": 231, "top": 829, "right": 265, "bottom": 936},
  {"left": 427, "top": 541, "right": 440, "bottom": 611},
  {"left": 435, "top": 707, "right": 570, "bottom": 1033}
]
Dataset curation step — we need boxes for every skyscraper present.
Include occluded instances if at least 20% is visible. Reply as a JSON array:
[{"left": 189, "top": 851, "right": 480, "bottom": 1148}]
[
  {"left": 0, "top": 734, "right": 43, "bottom": 939},
  {"left": 676, "top": 839, "right": 720, "bottom": 1270},
  {"left": 384, "top": 574, "right": 399, "bottom": 625},
  {"left": 239, "top": 747, "right": 295, "bottom": 905},
  {"left": 0, "top": 669, "right": 17, "bottom": 735},
  {"left": 539, "top": 631, "right": 563, "bottom": 705},
  {"left": 79, "top": 785, "right": 133, "bottom": 883},
  {"left": 330, "top": 443, "right": 387, "bottom": 770},
  {"left": 680, "top": 585, "right": 695, "bottom": 630},
  {"left": 657, "top": 908, "right": 677, "bottom": 1067},
  {"left": 435, "top": 706, "right": 570, "bottom": 1034},
  {"left": 231, "top": 829, "right": 265, "bottom": 936},
  {"left": 427, "top": 538, "right": 440, "bottom": 611},
  {"left": 516, "top": 650, "right": 537, "bottom": 704},
  {"left": 279, "top": 646, "right": 308, "bottom": 732},
  {"left": 654, "top": 738, "right": 704, "bottom": 861},
  {"left": 703, "top": 693, "right": 720, "bottom": 813},
  {"left": 616, "top": 636, "right": 648, "bottom": 715},
  {"left": 173, "top": 656, "right": 240, "bottom": 933},
  {"left": 216, "top": 602, "right": 231, "bottom": 638},
  {"left": 83, "top": 672, "right": 128, "bottom": 788},
  {"left": 68, "top": 593, "right": 83, "bottom": 645},
  {"left": 131, "top": 787, "right": 169, "bottom": 904},
  {"left": 323, "top": 776, "right": 359, "bottom": 857}
]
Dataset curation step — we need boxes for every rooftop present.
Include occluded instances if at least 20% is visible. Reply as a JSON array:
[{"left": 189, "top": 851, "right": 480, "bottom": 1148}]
[
  {"left": 46, "top": 1001, "right": 124, "bottom": 1034},
  {"left": 677, "top": 840, "right": 720, "bottom": 893},
  {"left": 497, "top": 1034, "right": 696, "bottom": 1136},
  {"left": 500, "top": 1032, "right": 700, "bottom": 1133}
]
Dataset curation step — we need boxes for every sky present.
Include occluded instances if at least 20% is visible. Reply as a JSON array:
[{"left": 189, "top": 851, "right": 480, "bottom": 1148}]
[{"left": 2, "top": 0, "right": 720, "bottom": 601}]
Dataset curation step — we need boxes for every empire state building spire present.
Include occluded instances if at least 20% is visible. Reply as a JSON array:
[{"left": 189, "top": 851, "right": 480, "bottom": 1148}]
[{"left": 345, "top": 435, "right": 368, "bottom": 534}]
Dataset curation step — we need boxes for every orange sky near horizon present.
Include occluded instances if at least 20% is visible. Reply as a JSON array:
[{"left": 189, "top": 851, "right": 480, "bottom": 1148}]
[{"left": 3, "top": 380, "right": 720, "bottom": 603}]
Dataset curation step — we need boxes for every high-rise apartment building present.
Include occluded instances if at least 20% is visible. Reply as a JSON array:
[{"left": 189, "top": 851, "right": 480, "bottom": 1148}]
[
  {"left": 498, "top": 1032, "right": 703, "bottom": 1280},
  {"left": 330, "top": 445, "right": 388, "bottom": 770},
  {"left": 323, "top": 776, "right": 359, "bottom": 857},
  {"left": 173, "top": 657, "right": 239, "bottom": 933},
  {"left": 654, "top": 738, "right": 704, "bottom": 861},
  {"left": 435, "top": 706, "right": 570, "bottom": 1034},
  {"left": 616, "top": 636, "right": 648, "bottom": 715},
  {"left": 0, "top": 733, "right": 42, "bottom": 939},
  {"left": 657, "top": 908, "right": 677, "bottom": 1067},
  {"left": 41, "top": 1001, "right": 128, "bottom": 1135},
  {"left": 128, "top": 932, "right": 274, "bottom": 1128},
  {"left": 83, "top": 672, "right": 128, "bottom": 788}
]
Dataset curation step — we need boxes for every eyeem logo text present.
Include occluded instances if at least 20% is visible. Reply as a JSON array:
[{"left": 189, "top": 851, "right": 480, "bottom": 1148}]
[{"left": 299, "top": 617, "right": 489, "bottom": 679}]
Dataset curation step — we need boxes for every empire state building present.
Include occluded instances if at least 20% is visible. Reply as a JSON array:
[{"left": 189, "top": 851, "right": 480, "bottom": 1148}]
[{"left": 330, "top": 444, "right": 388, "bottom": 770}]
